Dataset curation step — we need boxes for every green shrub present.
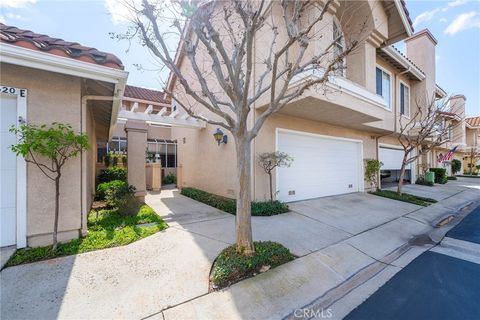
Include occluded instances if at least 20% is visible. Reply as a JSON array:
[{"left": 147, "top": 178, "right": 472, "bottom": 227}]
[
  {"left": 6, "top": 204, "right": 167, "bottom": 267},
  {"left": 162, "top": 173, "right": 177, "bottom": 185},
  {"left": 98, "top": 166, "right": 127, "bottom": 184},
  {"left": 370, "top": 190, "right": 437, "bottom": 207},
  {"left": 211, "top": 241, "right": 294, "bottom": 289},
  {"left": 364, "top": 159, "right": 383, "bottom": 190},
  {"left": 104, "top": 152, "right": 112, "bottom": 167},
  {"left": 181, "top": 187, "right": 236, "bottom": 213},
  {"left": 95, "top": 180, "right": 126, "bottom": 200},
  {"left": 251, "top": 201, "right": 289, "bottom": 216},
  {"left": 181, "top": 187, "right": 289, "bottom": 216},
  {"left": 451, "top": 159, "right": 462, "bottom": 175},
  {"left": 105, "top": 182, "right": 139, "bottom": 215},
  {"left": 429, "top": 168, "right": 447, "bottom": 184},
  {"left": 415, "top": 176, "right": 434, "bottom": 186}
]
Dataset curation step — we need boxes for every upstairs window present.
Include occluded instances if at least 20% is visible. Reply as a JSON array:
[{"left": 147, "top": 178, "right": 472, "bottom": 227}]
[
  {"left": 333, "top": 21, "right": 345, "bottom": 76},
  {"left": 376, "top": 67, "right": 391, "bottom": 109},
  {"left": 400, "top": 82, "right": 410, "bottom": 116}
]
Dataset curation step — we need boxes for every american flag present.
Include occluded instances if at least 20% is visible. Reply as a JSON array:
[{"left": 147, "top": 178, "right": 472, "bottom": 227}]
[{"left": 439, "top": 146, "right": 458, "bottom": 163}]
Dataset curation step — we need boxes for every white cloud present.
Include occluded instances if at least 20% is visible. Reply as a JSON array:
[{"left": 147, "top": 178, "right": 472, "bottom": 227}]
[
  {"left": 104, "top": 0, "right": 140, "bottom": 25},
  {"left": 448, "top": 0, "right": 468, "bottom": 8},
  {"left": 0, "top": 0, "right": 36, "bottom": 8},
  {"left": 414, "top": 0, "right": 469, "bottom": 27},
  {"left": 6, "top": 13, "right": 23, "bottom": 20},
  {"left": 413, "top": 8, "right": 441, "bottom": 27},
  {"left": 444, "top": 11, "right": 480, "bottom": 35},
  {"left": 0, "top": 15, "right": 5, "bottom": 24}
]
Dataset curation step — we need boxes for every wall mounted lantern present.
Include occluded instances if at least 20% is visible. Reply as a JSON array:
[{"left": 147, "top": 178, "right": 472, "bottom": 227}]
[{"left": 213, "top": 128, "right": 228, "bottom": 145}]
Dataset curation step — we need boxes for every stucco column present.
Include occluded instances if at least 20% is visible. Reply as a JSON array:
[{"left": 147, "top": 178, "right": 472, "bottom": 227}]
[{"left": 125, "top": 120, "right": 148, "bottom": 201}]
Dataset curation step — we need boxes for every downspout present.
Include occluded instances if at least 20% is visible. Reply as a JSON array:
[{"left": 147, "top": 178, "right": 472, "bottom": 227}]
[{"left": 251, "top": 34, "right": 257, "bottom": 200}]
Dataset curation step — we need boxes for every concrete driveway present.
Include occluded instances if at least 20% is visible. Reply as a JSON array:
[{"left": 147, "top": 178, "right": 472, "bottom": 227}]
[{"left": 1, "top": 179, "right": 478, "bottom": 319}]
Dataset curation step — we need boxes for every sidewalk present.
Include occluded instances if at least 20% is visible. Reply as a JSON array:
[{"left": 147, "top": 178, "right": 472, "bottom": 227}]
[
  {"left": 1, "top": 180, "right": 478, "bottom": 319},
  {"left": 154, "top": 183, "right": 480, "bottom": 320}
]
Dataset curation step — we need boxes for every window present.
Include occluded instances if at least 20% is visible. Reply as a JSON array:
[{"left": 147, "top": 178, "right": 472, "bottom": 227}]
[
  {"left": 146, "top": 139, "right": 177, "bottom": 168},
  {"left": 376, "top": 67, "right": 391, "bottom": 109},
  {"left": 97, "top": 137, "right": 127, "bottom": 163},
  {"left": 400, "top": 82, "right": 410, "bottom": 116},
  {"left": 333, "top": 21, "right": 345, "bottom": 76},
  {"left": 108, "top": 137, "right": 127, "bottom": 154}
]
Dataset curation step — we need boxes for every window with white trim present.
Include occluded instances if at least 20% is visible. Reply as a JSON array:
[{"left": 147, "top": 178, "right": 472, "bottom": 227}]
[
  {"left": 146, "top": 139, "right": 177, "bottom": 167},
  {"left": 376, "top": 67, "right": 391, "bottom": 109},
  {"left": 400, "top": 82, "right": 410, "bottom": 116}
]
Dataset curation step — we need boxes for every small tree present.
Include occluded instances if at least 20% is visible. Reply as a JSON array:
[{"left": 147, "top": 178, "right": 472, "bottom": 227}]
[
  {"left": 258, "top": 152, "right": 293, "bottom": 201},
  {"left": 10, "top": 123, "right": 90, "bottom": 250},
  {"left": 396, "top": 95, "right": 462, "bottom": 195},
  {"left": 364, "top": 159, "right": 382, "bottom": 191},
  {"left": 451, "top": 159, "right": 461, "bottom": 175},
  {"left": 466, "top": 147, "right": 480, "bottom": 174}
]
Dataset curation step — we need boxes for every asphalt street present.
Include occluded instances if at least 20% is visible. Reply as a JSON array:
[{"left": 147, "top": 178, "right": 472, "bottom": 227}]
[{"left": 345, "top": 205, "right": 480, "bottom": 320}]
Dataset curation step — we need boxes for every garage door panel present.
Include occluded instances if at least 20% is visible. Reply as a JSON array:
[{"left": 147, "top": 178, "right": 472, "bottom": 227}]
[
  {"left": 277, "top": 131, "right": 361, "bottom": 202},
  {"left": 379, "top": 147, "right": 411, "bottom": 170}
]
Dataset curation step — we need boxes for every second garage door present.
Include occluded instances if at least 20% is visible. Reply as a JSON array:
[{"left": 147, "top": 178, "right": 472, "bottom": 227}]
[
  {"left": 277, "top": 129, "right": 362, "bottom": 202},
  {"left": 379, "top": 146, "right": 413, "bottom": 183}
]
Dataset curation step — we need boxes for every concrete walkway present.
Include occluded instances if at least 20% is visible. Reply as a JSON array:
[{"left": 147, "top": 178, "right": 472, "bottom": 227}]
[{"left": 1, "top": 178, "right": 479, "bottom": 319}]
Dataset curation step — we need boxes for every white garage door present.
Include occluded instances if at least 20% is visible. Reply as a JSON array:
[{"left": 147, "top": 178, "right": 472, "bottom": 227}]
[
  {"left": 277, "top": 130, "right": 362, "bottom": 202},
  {"left": 1, "top": 95, "right": 17, "bottom": 247},
  {"left": 379, "top": 146, "right": 405, "bottom": 170}
]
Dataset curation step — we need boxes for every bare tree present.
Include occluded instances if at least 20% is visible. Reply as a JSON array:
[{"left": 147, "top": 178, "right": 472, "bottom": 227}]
[
  {"left": 121, "top": 0, "right": 367, "bottom": 254},
  {"left": 396, "top": 95, "right": 462, "bottom": 195},
  {"left": 466, "top": 147, "right": 480, "bottom": 174},
  {"left": 258, "top": 152, "right": 293, "bottom": 201}
]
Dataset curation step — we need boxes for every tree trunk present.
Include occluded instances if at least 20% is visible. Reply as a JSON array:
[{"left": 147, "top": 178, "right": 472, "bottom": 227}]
[
  {"left": 234, "top": 134, "right": 254, "bottom": 255},
  {"left": 268, "top": 171, "right": 273, "bottom": 202},
  {"left": 53, "top": 172, "right": 61, "bottom": 251},
  {"left": 396, "top": 154, "right": 409, "bottom": 196}
]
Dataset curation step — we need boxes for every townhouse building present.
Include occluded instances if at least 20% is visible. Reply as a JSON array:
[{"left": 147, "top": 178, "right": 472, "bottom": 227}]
[{"left": 168, "top": 0, "right": 474, "bottom": 202}]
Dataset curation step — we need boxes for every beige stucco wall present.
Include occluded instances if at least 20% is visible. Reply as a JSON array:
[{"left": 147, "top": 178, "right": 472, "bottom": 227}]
[
  {"left": 405, "top": 31, "right": 436, "bottom": 101},
  {"left": 172, "top": 123, "right": 237, "bottom": 198},
  {"left": 2, "top": 63, "right": 84, "bottom": 247},
  {"left": 466, "top": 128, "right": 479, "bottom": 147}
]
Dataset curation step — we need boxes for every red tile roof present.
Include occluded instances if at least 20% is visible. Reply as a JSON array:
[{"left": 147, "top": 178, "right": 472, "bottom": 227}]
[
  {"left": 466, "top": 116, "right": 480, "bottom": 128},
  {"left": 124, "top": 85, "right": 168, "bottom": 104},
  {"left": 400, "top": 0, "right": 414, "bottom": 32},
  {"left": 0, "top": 23, "right": 124, "bottom": 70}
]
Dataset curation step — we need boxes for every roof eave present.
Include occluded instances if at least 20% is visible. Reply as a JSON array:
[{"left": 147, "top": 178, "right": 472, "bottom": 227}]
[
  {"left": 1, "top": 43, "right": 128, "bottom": 84},
  {"left": 394, "top": 0, "right": 413, "bottom": 37},
  {"left": 380, "top": 46, "right": 425, "bottom": 81}
]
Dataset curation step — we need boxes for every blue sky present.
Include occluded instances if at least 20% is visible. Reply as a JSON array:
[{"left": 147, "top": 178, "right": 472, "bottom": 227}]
[{"left": 1, "top": 0, "right": 479, "bottom": 116}]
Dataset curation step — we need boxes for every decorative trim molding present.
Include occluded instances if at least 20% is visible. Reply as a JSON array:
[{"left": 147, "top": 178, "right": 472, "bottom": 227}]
[
  {"left": 1, "top": 43, "right": 128, "bottom": 84},
  {"left": 1, "top": 85, "right": 27, "bottom": 249}
]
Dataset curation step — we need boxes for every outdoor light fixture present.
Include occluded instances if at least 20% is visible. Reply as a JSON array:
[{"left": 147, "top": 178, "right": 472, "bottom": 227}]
[{"left": 213, "top": 128, "right": 227, "bottom": 145}]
